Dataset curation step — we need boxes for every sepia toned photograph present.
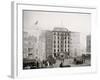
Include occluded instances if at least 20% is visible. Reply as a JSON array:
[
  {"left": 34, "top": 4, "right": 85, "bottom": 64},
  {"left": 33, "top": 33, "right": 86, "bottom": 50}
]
[{"left": 23, "top": 10, "right": 91, "bottom": 70}]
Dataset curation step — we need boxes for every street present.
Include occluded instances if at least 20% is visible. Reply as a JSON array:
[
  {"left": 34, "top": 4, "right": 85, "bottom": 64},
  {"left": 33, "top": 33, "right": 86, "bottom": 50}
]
[{"left": 53, "top": 58, "right": 91, "bottom": 68}]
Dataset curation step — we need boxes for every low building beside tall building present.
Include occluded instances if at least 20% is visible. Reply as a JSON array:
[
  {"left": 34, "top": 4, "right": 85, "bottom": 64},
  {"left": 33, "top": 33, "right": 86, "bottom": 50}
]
[{"left": 23, "top": 27, "right": 81, "bottom": 61}]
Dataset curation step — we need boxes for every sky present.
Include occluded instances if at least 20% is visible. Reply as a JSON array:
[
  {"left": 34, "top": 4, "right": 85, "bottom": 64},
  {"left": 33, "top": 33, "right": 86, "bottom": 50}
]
[{"left": 23, "top": 10, "right": 91, "bottom": 51}]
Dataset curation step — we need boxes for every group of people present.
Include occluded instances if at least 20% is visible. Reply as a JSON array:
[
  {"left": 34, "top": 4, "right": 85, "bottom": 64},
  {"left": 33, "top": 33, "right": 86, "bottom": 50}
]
[{"left": 24, "top": 56, "right": 66, "bottom": 69}]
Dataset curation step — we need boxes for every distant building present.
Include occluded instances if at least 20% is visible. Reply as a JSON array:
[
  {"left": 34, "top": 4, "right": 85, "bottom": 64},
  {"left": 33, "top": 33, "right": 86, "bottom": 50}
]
[
  {"left": 86, "top": 35, "right": 91, "bottom": 53},
  {"left": 23, "top": 32, "right": 37, "bottom": 59},
  {"left": 69, "top": 32, "right": 80, "bottom": 57},
  {"left": 37, "top": 31, "right": 46, "bottom": 61},
  {"left": 45, "top": 31, "right": 53, "bottom": 58}
]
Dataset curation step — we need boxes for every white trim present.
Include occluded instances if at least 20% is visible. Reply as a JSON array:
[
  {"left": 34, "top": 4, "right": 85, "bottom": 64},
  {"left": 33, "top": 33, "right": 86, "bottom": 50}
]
[{"left": 11, "top": 1, "right": 18, "bottom": 78}]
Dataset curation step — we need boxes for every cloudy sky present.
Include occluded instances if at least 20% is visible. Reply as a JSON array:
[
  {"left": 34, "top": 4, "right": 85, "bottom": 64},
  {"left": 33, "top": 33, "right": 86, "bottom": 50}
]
[{"left": 23, "top": 10, "right": 91, "bottom": 50}]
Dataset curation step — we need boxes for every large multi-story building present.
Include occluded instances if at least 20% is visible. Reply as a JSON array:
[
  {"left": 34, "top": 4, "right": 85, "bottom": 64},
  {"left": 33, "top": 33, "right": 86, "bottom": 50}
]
[
  {"left": 52, "top": 28, "right": 69, "bottom": 59},
  {"left": 45, "top": 27, "right": 80, "bottom": 59}
]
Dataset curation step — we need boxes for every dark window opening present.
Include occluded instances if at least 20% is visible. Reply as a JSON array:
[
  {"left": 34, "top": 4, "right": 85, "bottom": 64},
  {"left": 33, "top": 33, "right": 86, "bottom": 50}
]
[
  {"left": 54, "top": 45, "right": 56, "bottom": 48},
  {"left": 58, "top": 37, "right": 59, "bottom": 39},
  {"left": 28, "top": 53, "right": 32, "bottom": 56},
  {"left": 54, "top": 40, "right": 56, "bottom": 43},
  {"left": 28, "top": 48, "right": 33, "bottom": 52},
  {"left": 54, "top": 49, "right": 56, "bottom": 52},
  {"left": 61, "top": 49, "right": 63, "bottom": 51},
  {"left": 54, "top": 32, "right": 56, "bottom": 35},
  {"left": 58, "top": 41, "right": 59, "bottom": 43}
]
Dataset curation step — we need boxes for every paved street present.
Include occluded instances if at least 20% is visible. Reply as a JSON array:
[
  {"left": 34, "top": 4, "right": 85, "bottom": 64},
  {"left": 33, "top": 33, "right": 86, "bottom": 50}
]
[{"left": 54, "top": 58, "right": 91, "bottom": 68}]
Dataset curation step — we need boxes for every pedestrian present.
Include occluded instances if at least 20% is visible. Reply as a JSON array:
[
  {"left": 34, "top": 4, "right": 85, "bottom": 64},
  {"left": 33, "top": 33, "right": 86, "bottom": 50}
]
[{"left": 60, "top": 62, "right": 63, "bottom": 67}]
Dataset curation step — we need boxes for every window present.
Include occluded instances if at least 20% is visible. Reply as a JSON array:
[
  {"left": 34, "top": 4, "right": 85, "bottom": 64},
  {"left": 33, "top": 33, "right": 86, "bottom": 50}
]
[
  {"left": 68, "top": 33, "right": 70, "bottom": 36},
  {"left": 54, "top": 49, "right": 56, "bottom": 52},
  {"left": 28, "top": 48, "right": 33, "bottom": 52},
  {"left": 58, "top": 36, "right": 59, "bottom": 39},
  {"left": 61, "top": 49, "right": 63, "bottom": 51},
  {"left": 54, "top": 53, "right": 56, "bottom": 57},
  {"left": 54, "top": 35, "right": 56, "bottom": 39},
  {"left": 58, "top": 41, "right": 59, "bottom": 43},
  {"left": 28, "top": 53, "right": 32, "bottom": 56},
  {"left": 54, "top": 32, "right": 56, "bottom": 35},
  {"left": 58, "top": 33, "right": 59, "bottom": 35},
  {"left": 54, "top": 45, "right": 56, "bottom": 48},
  {"left": 68, "top": 37, "right": 70, "bottom": 39},
  {"left": 54, "top": 40, "right": 56, "bottom": 43},
  {"left": 65, "top": 33, "right": 67, "bottom": 36}
]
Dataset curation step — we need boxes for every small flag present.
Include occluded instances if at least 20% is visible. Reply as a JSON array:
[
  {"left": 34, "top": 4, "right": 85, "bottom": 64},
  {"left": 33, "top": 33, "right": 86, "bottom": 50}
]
[{"left": 34, "top": 20, "right": 38, "bottom": 25}]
